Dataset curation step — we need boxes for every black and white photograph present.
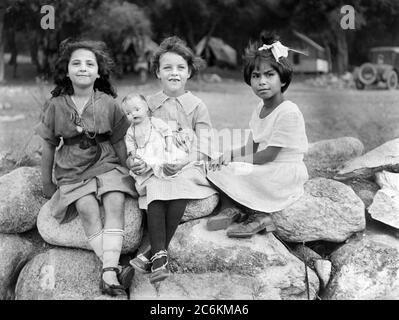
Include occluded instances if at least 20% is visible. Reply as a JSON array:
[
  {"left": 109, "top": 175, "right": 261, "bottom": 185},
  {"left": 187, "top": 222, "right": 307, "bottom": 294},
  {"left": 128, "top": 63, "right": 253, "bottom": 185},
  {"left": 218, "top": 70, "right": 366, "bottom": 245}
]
[{"left": 0, "top": 0, "right": 398, "bottom": 308}]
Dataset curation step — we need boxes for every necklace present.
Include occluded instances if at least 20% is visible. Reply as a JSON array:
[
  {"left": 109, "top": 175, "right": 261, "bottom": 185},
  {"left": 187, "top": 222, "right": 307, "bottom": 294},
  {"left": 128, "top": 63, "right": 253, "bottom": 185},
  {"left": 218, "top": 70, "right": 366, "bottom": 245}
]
[
  {"left": 133, "top": 118, "right": 152, "bottom": 149},
  {"left": 70, "top": 92, "right": 96, "bottom": 139}
]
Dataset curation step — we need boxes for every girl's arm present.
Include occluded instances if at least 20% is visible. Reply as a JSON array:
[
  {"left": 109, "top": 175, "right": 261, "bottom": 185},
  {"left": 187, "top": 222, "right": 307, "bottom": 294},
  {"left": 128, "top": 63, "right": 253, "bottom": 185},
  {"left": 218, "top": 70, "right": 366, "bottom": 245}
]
[
  {"left": 233, "top": 146, "right": 282, "bottom": 165},
  {"left": 41, "top": 140, "right": 57, "bottom": 198},
  {"left": 231, "top": 132, "right": 281, "bottom": 164},
  {"left": 112, "top": 138, "right": 128, "bottom": 167},
  {"left": 191, "top": 102, "right": 215, "bottom": 162},
  {"left": 231, "top": 132, "right": 259, "bottom": 160}
]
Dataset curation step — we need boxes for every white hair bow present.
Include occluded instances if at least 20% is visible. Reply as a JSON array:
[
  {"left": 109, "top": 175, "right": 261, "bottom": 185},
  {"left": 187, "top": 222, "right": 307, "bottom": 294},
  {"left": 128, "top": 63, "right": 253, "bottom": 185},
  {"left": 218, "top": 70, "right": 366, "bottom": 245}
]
[{"left": 258, "top": 41, "right": 307, "bottom": 63}]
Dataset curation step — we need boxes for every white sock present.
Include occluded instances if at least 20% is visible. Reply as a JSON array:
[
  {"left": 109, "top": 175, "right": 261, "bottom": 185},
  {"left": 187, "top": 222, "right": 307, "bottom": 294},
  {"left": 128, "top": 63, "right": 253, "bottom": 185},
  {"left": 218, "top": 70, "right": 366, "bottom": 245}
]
[
  {"left": 102, "top": 229, "right": 124, "bottom": 271},
  {"left": 88, "top": 229, "right": 103, "bottom": 262}
]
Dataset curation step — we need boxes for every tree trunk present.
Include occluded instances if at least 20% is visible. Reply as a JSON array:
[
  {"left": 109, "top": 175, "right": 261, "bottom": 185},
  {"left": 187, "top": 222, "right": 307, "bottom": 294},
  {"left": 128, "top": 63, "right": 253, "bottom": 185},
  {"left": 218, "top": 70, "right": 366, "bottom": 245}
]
[
  {"left": 7, "top": 28, "right": 17, "bottom": 78},
  {"left": 0, "top": 7, "right": 5, "bottom": 83},
  {"left": 322, "top": 38, "right": 332, "bottom": 73},
  {"left": 335, "top": 29, "right": 348, "bottom": 75}
]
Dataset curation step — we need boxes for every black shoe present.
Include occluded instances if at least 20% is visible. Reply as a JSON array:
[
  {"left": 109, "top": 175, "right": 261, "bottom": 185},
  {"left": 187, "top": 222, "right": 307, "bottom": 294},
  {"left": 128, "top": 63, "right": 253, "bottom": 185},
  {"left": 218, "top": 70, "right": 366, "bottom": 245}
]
[
  {"left": 100, "top": 267, "right": 127, "bottom": 297},
  {"left": 118, "top": 264, "right": 135, "bottom": 289}
]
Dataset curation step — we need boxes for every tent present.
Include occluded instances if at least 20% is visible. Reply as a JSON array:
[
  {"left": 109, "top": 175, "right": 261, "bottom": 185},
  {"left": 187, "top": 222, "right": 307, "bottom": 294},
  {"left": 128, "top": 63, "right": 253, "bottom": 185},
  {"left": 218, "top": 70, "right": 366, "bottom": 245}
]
[{"left": 196, "top": 37, "right": 237, "bottom": 67}]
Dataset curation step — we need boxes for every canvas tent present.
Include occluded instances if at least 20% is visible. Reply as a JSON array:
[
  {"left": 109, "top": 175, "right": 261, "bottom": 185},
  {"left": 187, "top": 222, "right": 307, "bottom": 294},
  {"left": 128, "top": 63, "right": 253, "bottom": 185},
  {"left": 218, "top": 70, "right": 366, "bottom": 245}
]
[
  {"left": 196, "top": 37, "right": 237, "bottom": 67},
  {"left": 288, "top": 30, "right": 329, "bottom": 73}
]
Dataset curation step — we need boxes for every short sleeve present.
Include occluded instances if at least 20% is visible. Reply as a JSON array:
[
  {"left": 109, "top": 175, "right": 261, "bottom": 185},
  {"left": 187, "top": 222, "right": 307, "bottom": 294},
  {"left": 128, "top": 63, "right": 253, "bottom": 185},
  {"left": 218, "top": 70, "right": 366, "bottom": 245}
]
[
  {"left": 34, "top": 100, "right": 60, "bottom": 146},
  {"left": 192, "top": 102, "right": 218, "bottom": 160},
  {"left": 268, "top": 111, "right": 307, "bottom": 150},
  {"left": 109, "top": 101, "right": 130, "bottom": 144}
]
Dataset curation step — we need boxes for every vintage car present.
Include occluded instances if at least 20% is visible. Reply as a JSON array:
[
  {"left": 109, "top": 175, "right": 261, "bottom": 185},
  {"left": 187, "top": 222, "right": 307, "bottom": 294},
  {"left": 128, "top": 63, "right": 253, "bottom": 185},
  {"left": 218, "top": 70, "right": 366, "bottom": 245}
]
[{"left": 353, "top": 47, "right": 399, "bottom": 90}]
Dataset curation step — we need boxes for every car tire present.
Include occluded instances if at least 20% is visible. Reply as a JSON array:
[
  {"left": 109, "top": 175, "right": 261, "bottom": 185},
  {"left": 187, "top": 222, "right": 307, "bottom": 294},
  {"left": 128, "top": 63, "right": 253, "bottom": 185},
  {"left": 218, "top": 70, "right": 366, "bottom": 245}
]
[
  {"left": 358, "top": 63, "right": 377, "bottom": 85},
  {"left": 355, "top": 79, "right": 365, "bottom": 90},
  {"left": 387, "top": 70, "right": 398, "bottom": 90}
]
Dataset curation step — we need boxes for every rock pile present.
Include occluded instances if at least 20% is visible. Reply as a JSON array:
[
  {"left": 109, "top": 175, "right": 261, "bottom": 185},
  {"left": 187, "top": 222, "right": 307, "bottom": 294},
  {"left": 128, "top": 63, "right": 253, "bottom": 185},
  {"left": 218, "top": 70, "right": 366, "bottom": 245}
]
[{"left": 1, "top": 136, "right": 399, "bottom": 300}]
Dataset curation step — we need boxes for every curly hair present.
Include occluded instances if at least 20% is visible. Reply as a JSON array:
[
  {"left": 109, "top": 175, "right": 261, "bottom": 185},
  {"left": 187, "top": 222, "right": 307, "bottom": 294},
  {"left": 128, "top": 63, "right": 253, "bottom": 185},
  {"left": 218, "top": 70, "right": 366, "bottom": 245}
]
[
  {"left": 150, "top": 36, "right": 205, "bottom": 79},
  {"left": 243, "top": 33, "right": 293, "bottom": 93},
  {"left": 51, "top": 38, "right": 117, "bottom": 98}
]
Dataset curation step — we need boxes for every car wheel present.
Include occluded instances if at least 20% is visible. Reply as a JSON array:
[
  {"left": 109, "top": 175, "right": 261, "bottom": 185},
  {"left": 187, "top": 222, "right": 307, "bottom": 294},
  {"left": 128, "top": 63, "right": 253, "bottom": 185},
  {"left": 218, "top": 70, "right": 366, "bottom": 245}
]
[
  {"left": 387, "top": 70, "right": 398, "bottom": 90},
  {"left": 355, "top": 79, "right": 365, "bottom": 90},
  {"left": 358, "top": 63, "right": 377, "bottom": 85}
]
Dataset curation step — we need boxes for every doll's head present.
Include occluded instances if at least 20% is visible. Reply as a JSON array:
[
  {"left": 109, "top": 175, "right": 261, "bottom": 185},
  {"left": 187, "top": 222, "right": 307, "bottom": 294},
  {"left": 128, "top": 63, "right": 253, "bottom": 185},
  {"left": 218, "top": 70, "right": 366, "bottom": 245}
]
[
  {"left": 243, "top": 33, "right": 293, "bottom": 93},
  {"left": 51, "top": 39, "right": 116, "bottom": 98},
  {"left": 121, "top": 94, "right": 149, "bottom": 125}
]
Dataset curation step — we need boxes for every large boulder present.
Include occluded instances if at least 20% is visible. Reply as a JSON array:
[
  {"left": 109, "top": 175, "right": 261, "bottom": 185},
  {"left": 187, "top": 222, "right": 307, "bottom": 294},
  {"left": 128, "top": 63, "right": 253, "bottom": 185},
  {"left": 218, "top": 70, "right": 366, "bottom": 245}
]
[
  {"left": 37, "top": 196, "right": 143, "bottom": 254},
  {"left": 343, "top": 178, "right": 380, "bottom": 208},
  {"left": 272, "top": 178, "right": 365, "bottom": 243},
  {"left": 0, "top": 234, "right": 37, "bottom": 299},
  {"left": 15, "top": 248, "right": 126, "bottom": 300},
  {"left": 325, "top": 233, "right": 399, "bottom": 300},
  {"left": 130, "top": 219, "right": 319, "bottom": 300},
  {"left": 304, "top": 137, "right": 364, "bottom": 178},
  {"left": 368, "top": 171, "right": 399, "bottom": 229},
  {"left": 334, "top": 137, "right": 399, "bottom": 180},
  {"left": 182, "top": 194, "right": 219, "bottom": 222},
  {"left": 0, "top": 167, "right": 45, "bottom": 233}
]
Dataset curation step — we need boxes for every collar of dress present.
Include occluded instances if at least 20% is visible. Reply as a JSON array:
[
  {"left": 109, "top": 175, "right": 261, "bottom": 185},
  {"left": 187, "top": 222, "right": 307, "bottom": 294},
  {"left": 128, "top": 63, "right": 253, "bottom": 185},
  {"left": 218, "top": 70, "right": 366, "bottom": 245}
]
[
  {"left": 64, "top": 89, "right": 104, "bottom": 112},
  {"left": 148, "top": 90, "right": 201, "bottom": 115}
]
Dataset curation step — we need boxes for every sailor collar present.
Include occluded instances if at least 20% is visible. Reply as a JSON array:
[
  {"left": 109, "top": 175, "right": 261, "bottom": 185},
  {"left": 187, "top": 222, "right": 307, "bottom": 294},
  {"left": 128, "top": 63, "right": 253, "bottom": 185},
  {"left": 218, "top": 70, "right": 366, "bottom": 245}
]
[{"left": 149, "top": 91, "right": 201, "bottom": 115}]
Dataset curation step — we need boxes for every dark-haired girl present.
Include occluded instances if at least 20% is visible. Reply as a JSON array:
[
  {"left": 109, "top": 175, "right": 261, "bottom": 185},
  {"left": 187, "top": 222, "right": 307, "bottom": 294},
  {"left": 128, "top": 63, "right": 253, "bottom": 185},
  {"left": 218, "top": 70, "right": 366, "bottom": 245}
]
[
  {"left": 206, "top": 34, "right": 309, "bottom": 238},
  {"left": 35, "top": 39, "right": 135, "bottom": 297},
  {"left": 129, "top": 36, "right": 218, "bottom": 283}
]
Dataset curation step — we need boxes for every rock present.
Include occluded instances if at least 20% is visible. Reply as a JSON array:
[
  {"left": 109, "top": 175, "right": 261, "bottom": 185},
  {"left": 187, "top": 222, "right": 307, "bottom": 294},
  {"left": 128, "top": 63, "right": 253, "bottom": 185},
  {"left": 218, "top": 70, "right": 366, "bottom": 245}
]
[
  {"left": 130, "top": 219, "right": 319, "bottom": 300},
  {"left": 292, "top": 244, "right": 322, "bottom": 269},
  {"left": 0, "top": 234, "right": 36, "bottom": 300},
  {"left": 314, "top": 259, "right": 332, "bottom": 289},
  {"left": 37, "top": 196, "right": 143, "bottom": 254},
  {"left": 375, "top": 170, "right": 399, "bottom": 191},
  {"left": 15, "top": 248, "right": 126, "bottom": 300},
  {"left": 304, "top": 137, "right": 364, "bottom": 178},
  {"left": 0, "top": 167, "right": 45, "bottom": 233},
  {"left": 182, "top": 194, "right": 219, "bottom": 222},
  {"left": 325, "top": 233, "right": 399, "bottom": 299},
  {"left": 343, "top": 178, "right": 380, "bottom": 208},
  {"left": 273, "top": 178, "right": 365, "bottom": 243},
  {"left": 334, "top": 138, "right": 399, "bottom": 180},
  {"left": 368, "top": 171, "right": 399, "bottom": 229}
]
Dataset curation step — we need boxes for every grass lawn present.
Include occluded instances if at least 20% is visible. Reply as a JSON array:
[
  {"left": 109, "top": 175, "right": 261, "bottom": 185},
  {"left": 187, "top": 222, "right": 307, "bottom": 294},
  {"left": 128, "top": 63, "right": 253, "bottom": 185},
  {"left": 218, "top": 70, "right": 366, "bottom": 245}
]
[{"left": 1, "top": 63, "right": 399, "bottom": 175}]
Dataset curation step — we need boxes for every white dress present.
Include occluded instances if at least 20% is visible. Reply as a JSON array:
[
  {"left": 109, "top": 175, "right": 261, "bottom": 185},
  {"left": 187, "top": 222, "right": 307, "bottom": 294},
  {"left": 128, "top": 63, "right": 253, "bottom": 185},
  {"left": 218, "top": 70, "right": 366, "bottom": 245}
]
[
  {"left": 207, "top": 100, "right": 309, "bottom": 212},
  {"left": 125, "top": 117, "right": 191, "bottom": 185}
]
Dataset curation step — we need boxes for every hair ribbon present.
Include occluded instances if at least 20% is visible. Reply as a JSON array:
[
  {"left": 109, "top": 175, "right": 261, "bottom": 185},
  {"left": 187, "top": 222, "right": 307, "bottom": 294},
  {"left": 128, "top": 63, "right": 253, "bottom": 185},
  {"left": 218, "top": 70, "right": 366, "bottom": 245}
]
[{"left": 258, "top": 41, "right": 308, "bottom": 63}]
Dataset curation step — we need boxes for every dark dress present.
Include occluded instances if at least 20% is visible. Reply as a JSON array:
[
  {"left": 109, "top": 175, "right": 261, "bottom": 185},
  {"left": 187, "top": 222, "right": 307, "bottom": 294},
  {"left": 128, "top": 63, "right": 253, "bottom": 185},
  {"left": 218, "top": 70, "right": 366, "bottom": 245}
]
[{"left": 35, "top": 90, "right": 136, "bottom": 223}]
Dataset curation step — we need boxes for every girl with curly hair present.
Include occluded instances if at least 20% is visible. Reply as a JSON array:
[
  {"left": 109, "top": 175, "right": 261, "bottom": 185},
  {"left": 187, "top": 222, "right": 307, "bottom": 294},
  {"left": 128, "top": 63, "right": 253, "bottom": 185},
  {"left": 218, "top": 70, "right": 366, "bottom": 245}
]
[{"left": 35, "top": 39, "right": 136, "bottom": 297}]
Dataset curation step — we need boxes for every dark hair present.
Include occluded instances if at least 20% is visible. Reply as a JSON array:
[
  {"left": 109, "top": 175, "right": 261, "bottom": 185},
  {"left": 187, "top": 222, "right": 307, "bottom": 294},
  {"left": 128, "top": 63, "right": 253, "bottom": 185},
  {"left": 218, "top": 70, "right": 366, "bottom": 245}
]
[
  {"left": 51, "top": 38, "right": 117, "bottom": 98},
  {"left": 243, "top": 33, "right": 293, "bottom": 93},
  {"left": 150, "top": 36, "right": 205, "bottom": 79}
]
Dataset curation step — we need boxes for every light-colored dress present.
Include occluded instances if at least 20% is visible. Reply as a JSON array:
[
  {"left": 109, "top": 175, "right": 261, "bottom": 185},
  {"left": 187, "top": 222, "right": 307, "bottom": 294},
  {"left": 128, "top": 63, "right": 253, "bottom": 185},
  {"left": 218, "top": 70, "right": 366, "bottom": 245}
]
[
  {"left": 207, "top": 100, "right": 309, "bottom": 213},
  {"left": 135, "top": 90, "right": 218, "bottom": 210},
  {"left": 125, "top": 116, "right": 193, "bottom": 185}
]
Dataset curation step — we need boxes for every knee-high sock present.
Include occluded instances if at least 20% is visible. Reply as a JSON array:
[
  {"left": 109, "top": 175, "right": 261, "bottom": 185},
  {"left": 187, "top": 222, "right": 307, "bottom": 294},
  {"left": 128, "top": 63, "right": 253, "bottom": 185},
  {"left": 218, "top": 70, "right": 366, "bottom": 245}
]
[
  {"left": 88, "top": 229, "right": 103, "bottom": 261},
  {"left": 102, "top": 229, "right": 124, "bottom": 270},
  {"left": 165, "top": 199, "right": 187, "bottom": 249},
  {"left": 147, "top": 200, "right": 167, "bottom": 256}
]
